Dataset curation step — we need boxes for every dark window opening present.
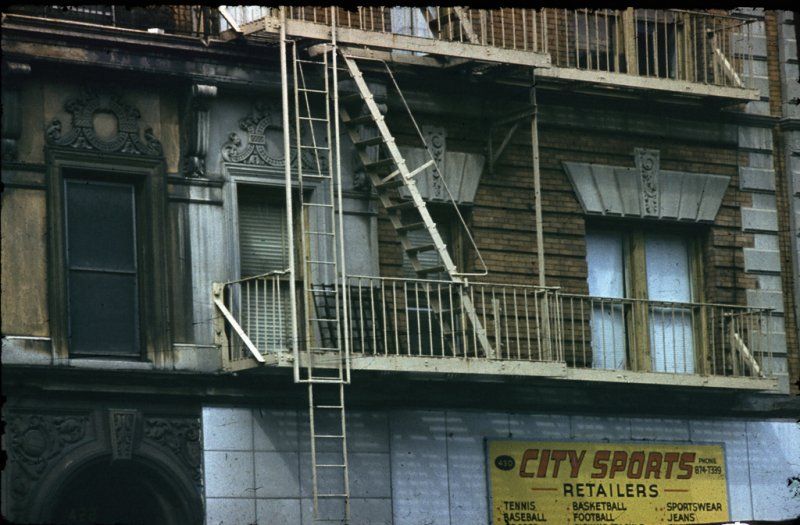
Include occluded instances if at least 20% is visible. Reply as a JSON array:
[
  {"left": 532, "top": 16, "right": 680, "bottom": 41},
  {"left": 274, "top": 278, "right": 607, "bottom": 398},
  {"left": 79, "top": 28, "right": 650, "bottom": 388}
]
[{"left": 64, "top": 178, "right": 140, "bottom": 357}]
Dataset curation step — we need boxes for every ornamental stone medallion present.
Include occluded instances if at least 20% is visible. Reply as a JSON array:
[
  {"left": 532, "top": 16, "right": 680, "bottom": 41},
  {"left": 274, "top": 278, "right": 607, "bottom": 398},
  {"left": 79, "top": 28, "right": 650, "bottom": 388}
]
[
  {"left": 221, "top": 102, "right": 324, "bottom": 172},
  {"left": 46, "top": 88, "right": 162, "bottom": 156}
]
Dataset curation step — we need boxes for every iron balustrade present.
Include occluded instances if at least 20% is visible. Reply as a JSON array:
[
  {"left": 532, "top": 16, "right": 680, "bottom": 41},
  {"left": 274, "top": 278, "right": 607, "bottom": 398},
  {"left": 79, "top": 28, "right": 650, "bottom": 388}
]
[
  {"left": 248, "top": 7, "right": 754, "bottom": 90},
  {"left": 213, "top": 274, "right": 775, "bottom": 380},
  {"left": 6, "top": 5, "right": 220, "bottom": 37},
  {"left": 12, "top": 6, "right": 754, "bottom": 89},
  {"left": 557, "top": 293, "right": 774, "bottom": 379},
  {"left": 213, "top": 271, "right": 293, "bottom": 369}
]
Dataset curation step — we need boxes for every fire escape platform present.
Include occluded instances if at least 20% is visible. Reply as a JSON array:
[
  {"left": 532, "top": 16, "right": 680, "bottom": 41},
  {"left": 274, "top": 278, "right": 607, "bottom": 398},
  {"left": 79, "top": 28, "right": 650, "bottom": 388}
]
[
  {"left": 238, "top": 15, "right": 551, "bottom": 68},
  {"left": 537, "top": 66, "right": 760, "bottom": 102},
  {"left": 254, "top": 353, "right": 779, "bottom": 391}
]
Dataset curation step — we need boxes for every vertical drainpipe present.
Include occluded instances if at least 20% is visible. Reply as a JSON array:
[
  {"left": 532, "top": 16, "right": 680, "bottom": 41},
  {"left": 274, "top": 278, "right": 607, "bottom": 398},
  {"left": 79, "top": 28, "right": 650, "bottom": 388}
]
[
  {"left": 531, "top": 69, "right": 545, "bottom": 288},
  {"left": 279, "top": 7, "right": 299, "bottom": 381},
  {"left": 531, "top": 68, "right": 553, "bottom": 359}
]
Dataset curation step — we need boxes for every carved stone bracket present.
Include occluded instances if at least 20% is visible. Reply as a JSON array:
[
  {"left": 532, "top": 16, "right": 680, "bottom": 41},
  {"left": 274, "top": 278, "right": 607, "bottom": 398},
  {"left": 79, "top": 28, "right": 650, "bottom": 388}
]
[
  {"left": 46, "top": 88, "right": 163, "bottom": 156},
  {"left": 182, "top": 84, "right": 217, "bottom": 178},
  {"left": 423, "top": 125, "right": 446, "bottom": 199},
  {"left": 635, "top": 148, "right": 660, "bottom": 216},
  {"left": 1, "top": 61, "right": 32, "bottom": 162},
  {"left": 6, "top": 412, "right": 92, "bottom": 516},
  {"left": 109, "top": 409, "right": 140, "bottom": 460}
]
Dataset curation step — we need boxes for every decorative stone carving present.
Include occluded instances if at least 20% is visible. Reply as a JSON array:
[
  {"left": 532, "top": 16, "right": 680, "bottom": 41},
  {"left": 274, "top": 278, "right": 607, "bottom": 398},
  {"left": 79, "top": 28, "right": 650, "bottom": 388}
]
[
  {"left": 143, "top": 416, "right": 203, "bottom": 485},
  {"left": 563, "top": 149, "right": 731, "bottom": 222},
  {"left": 45, "top": 88, "right": 163, "bottom": 156},
  {"left": 222, "top": 102, "right": 323, "bottom": 172},
  {"left": 6, "top": 412, "right": 92, "bottom": 515},
  {"left": 182, "top": 84, "right": 217, "bottom": 178},
  {"left": 423, "top": 125, "right": 446, "bottom": 199},
  {"left": 1, "top": 61, "right": 31, "bottom": 162},
  {"left": 109, "top": 409, "right": 140, "bottom": 460},
  {"left": 397, "top": 146, "right": 485, "bottom": 205},
  {"left": 635, "top": 148, "right": 660, "bottom": 215}
]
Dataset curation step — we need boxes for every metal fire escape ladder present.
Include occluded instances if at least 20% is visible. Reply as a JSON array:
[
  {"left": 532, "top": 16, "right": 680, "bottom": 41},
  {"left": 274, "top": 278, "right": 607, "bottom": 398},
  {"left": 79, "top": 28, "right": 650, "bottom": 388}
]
[
  {"left": 339, "top": 53, "right": 493, "bottom": 356},
  {"left": 287, "top": 16, "right": 351, "bottom": 522}
]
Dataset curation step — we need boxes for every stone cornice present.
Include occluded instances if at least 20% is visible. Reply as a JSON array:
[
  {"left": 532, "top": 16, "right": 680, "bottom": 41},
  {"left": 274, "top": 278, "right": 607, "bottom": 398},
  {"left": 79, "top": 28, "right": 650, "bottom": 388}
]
[{"left": 1, "top": 15, "right": 283, "bottom": 89}]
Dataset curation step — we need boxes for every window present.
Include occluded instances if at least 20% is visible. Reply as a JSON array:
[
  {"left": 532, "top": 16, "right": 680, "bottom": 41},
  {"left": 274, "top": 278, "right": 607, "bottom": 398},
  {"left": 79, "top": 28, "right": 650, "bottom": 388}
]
[
  {"left": 64, "top": 178, "right": 140, "bottom": 356},
  {"left": 585, "top": 225, "right": 700, "bottom": 373},
  {"left": 390, "top": 7, "right": 434, "bottom": 38},
  {"left": 636, "top": 14, "right": 678, "bottom": 78},
  {"left": 235, "top": 185, "right": 291, "bottom": 353},
  {"left": 575, "top": 10, "right": 621, "bottom": 72}
]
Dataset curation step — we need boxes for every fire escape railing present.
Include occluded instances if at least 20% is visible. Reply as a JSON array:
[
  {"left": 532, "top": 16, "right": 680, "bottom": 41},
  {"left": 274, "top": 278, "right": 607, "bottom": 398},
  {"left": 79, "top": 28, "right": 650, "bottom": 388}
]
[{"left": 213, "top": 275, "right": 775, "bottom": 381}]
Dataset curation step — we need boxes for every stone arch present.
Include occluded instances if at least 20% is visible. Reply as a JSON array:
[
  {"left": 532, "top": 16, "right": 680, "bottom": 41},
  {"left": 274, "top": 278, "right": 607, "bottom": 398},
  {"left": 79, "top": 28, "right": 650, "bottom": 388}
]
[{"left": 29, "top": 442, "right": 202, "bottom": 525}]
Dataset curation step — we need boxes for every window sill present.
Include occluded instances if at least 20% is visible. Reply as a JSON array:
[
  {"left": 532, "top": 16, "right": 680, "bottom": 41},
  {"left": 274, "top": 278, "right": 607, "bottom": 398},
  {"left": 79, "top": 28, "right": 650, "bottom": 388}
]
[{"left": 66, "top": 358, "right": 155, "bottom": 370}]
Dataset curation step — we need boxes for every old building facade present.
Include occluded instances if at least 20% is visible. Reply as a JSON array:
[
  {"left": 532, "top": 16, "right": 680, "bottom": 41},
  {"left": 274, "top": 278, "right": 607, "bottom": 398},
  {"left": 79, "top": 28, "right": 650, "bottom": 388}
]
[{"left": 2, "top": 6, "right": 799, "bottom": 524}]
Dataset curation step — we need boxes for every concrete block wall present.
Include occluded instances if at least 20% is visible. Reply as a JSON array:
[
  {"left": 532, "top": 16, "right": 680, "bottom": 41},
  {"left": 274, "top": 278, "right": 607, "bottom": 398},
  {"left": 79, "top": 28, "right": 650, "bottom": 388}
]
[
  {"left": 738, "top": 10, "right": 791, "bottom": 392},
  {"left": 202, "top": 407, "right": 800, "bottom": 524}
]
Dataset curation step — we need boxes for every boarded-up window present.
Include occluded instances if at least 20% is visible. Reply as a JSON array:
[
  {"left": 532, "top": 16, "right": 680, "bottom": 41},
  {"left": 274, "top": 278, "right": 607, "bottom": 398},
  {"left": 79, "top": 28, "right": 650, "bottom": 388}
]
[{"left": 65, "top": 179, "right": 139, "bottom": 356}]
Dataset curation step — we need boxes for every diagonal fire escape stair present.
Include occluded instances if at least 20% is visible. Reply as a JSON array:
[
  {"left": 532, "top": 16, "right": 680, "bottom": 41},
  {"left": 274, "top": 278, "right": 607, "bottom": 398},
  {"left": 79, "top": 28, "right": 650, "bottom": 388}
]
[{"left": 338, "top": 52, "right": 493, "bottom": 356}]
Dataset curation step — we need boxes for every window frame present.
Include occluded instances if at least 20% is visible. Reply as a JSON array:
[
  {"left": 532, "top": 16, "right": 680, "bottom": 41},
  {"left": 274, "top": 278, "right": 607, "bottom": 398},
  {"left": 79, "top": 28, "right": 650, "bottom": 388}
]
[
  {"left": 46, "top": 148, "right": 169, "bottom": 363},
  {"left": 585, "top": 220, "right": 707, "bottom": 373},
  {"left": 63, "top": 176, "right": 141, "bottom": 357}
]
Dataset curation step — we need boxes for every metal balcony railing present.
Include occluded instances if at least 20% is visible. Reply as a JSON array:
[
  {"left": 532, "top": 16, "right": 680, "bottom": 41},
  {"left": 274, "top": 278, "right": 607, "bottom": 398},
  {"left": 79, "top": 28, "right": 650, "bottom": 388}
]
[
  {"left": 543, "top": 9, "right": 755, "bottom": 89},
  {"left": 236, "top": 7, "right": 755, "bottom": 91},
  {"left": 213, "top": 274, "right": 776, "bottom": 382},
  {"left": 344, "top": 276, "right": 562, "bottom": 362},
  {"left": 213, "top": 271, "right": 293, "bottom": 370},
  {"left": 557, "top": 294, "right": 774, "bottom": 379},
  {"left": 6, "top": 5, "right": 220, "bottom": 37}
]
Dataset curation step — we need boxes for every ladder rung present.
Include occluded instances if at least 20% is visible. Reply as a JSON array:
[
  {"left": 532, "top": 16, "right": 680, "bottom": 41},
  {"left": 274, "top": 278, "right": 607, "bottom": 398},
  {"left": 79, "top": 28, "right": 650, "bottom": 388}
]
[
  {"left": 364, "top": 158, "right": 395, "bottom": 171},
  {"left": 317, "top": 493, "right": 349, "bottom": 498},
  {"left": 416, "top": 265, "right": 447, "bottom": 276},
  {"left": 316, "top": 464, "right": 347, "bottom": 468},
  {"left": 304, "top": 202, "right": 334, "bottom": 208},
  {"left": 310, "top": 347, "right": 340, "bottom": 351},
  {"left": 342, "top": 113, "right": 374, "bottom": 126},
  {"left": 406, "top": 244, "right": 436, "bottom": 255},
  {"left": 339, "top": 92, "right": 362, "bottom": 104},
  {"left": 396, "top": 222, "right": 426, "bottom": 233},
  {"left": 296, "top": 58, "right": 325, "bottom": 65},
  {"left": 298, "top": 87, "right": 328, "bottom": 94},
  {"left": 307, "top": 260, "right": 337, "bottom": 265},
  {"left": 307, "top": 231, "right": 336, "bottom": 236},
  {"left": 316, "top": 404, "right": 344, "bottom": 409},
  {"left": 376, "top": 176, "right": 404, "bottom": 189},
  {"left": 298, "top": 116, "right": 328, "bottom": 122},
  {"left": 302, "top": 173, "right": 332, "bottom": 180},
  {"left": 309, "top": 318, "right": 339, "bottom": 322},
  {"left": 386, "top": 200, "right": 416, "bottom": 212},
  {"left": 310, "top": 288, "right": 338, "bottom": 293},
  {"left": 353, "top": 135, "right": 384, "bottom": 148},
  {"left": 314, "top": 434, "right": 345, "bottom": 439},
  {"left": 308, "top": 378, "right": 345, "bottom": 383},
  {"left": 299, "top": 144, "right": 331, "bottom": 150}
]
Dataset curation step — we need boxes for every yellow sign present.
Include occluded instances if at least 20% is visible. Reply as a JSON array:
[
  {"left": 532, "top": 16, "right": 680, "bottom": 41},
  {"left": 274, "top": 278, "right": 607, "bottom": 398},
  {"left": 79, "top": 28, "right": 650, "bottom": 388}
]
[{"left": 488, "top": 440, "right": 728, "bottom": 525}]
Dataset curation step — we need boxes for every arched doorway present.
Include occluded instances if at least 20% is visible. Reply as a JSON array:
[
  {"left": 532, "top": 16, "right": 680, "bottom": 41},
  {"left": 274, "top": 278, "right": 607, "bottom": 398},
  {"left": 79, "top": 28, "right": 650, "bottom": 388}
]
[{"left": 47, "top": 457, "right": 194, "bottom": 525}]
